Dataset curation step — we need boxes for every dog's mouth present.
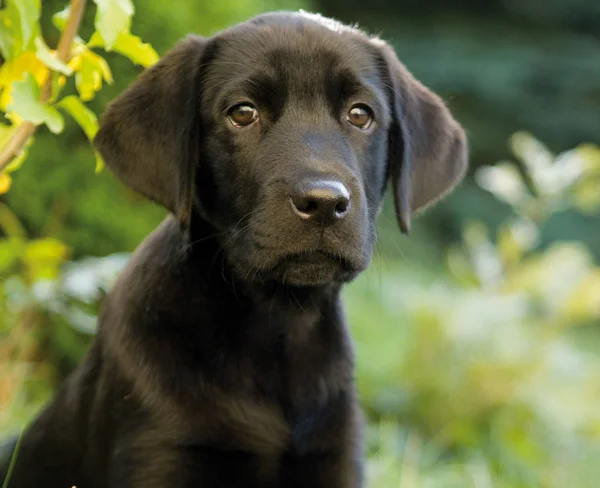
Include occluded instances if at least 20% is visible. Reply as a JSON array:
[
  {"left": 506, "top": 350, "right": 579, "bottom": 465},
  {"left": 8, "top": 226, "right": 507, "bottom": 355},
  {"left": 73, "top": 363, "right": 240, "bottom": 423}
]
[{"left": 268, "top": 250, "right": 357, "bottom": 286}]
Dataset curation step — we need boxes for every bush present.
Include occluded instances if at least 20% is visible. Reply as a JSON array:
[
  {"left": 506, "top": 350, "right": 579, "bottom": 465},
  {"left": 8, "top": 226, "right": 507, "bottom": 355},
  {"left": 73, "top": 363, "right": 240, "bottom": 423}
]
[{"left": 346, "top": 134, "right": 600, "bottom": 487}]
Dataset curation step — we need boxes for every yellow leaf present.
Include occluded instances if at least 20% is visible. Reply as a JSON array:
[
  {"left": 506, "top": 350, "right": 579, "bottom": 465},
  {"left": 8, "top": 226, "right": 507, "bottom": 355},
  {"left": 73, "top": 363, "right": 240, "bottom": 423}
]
[
  {"left": 0, "top": 51, "right": 48, "bottom": 110},
  {"left": 24, "top": 237, "right": 70, "bottom": 281},
  {"left": 73, "top": 49, "right": 113, "bottom": 101},
  {"left": 0, "top": 173, "right": 12, "bottom": 194},
  {"left": 88, "top": 31, "right": 158, "bottom": 67},
  {"left": 5, "top": 145, "right": 29, "bottom": 173}
]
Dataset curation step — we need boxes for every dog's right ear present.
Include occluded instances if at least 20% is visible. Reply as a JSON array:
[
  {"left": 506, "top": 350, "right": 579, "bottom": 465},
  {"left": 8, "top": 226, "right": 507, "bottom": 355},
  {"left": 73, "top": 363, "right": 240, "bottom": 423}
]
[{"left": 94, "top": 35, "right": 209, "bottom": 228}]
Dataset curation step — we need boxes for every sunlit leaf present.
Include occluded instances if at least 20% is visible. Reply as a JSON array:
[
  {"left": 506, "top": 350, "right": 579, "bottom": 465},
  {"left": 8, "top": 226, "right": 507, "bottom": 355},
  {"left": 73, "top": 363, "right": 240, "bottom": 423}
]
[
  {"left": 0, "top": 0, "right": 40, "bottom": 59},
  {"left": 0, "top": 173, "right": 12, "bottom": 194},
  {"left": 93, "top": 0, "right": 134, "bottom": 50},
  {"left": 511, "top": 132, "right": 583, "bottom": 198},
  {"left": 89, "top": 31, "right": 159, "bottom": 67},
  {"left": 34, "top": 37, "right": 73, "bottom": 75},
  {"left": 94, "top": 152, "right": 105, "bottom": 173},
  {"left": 0, "top": 123, "right": 33, "bottom": 177},
  {"left": 24, "top": 238, "right": 69, "bottom": 264},
  {"left": 14, "top": 0, "right": 39, "bottom": 51},
  {"left": 475, "top": 162, "right": 530, "bottom": 208},
  {"left": 0, "top": 51, "right": 48, "bottom": 110},
  {"left": 50, "top": 73, "right": 67, "bottom": 102},
  {"left": 3, "top": 145, "right": 30, "bottom": 174},
  {"left": 7, "top": 74, "right": 64, "bottom": 134},
  {"left": 0, "top": 0, "right": 22, "bottom": 59},
  {"left": 24, "top": 238, "right": 70, "bottom": 281},
  {"left": 56, "top": 95, "right": 105, "bottom": 172},
  {"left": 51, "top": 5, "right": 70, "bottom": 31},
  {"left": 57, "top": 95, "right": 98, "bottom": 140},
  {"left": 73, "top": 50, "right": 113, "bottom": 101}
]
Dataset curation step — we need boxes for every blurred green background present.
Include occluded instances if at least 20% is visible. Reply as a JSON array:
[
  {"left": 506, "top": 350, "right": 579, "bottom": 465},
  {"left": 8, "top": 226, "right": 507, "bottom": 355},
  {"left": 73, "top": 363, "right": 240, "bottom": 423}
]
[{"left": 1, "top": 1, "right": 600, "bottom": 486}]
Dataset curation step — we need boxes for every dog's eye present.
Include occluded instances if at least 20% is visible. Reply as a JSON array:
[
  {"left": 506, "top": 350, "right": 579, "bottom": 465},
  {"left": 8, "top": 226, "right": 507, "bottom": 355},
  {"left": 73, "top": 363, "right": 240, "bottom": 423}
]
[
  {"left": 228, "top": 104, "right": 259, "bottom": 127},
  {"left": 347, "top": 105, "right": 373, "bottom": 130}
]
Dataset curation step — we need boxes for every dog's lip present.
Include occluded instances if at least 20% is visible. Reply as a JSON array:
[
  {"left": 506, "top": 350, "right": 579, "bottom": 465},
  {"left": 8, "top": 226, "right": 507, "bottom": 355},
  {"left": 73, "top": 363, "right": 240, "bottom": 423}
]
[{"left": 277, "top": 250, "right": 352, "bottom": 269}]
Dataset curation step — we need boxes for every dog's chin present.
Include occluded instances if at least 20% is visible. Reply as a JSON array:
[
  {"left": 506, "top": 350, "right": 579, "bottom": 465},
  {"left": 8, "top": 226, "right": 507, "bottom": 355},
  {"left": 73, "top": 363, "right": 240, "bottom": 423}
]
[{"left": 265, "top": 251, "right": 360, "bottom": 287}]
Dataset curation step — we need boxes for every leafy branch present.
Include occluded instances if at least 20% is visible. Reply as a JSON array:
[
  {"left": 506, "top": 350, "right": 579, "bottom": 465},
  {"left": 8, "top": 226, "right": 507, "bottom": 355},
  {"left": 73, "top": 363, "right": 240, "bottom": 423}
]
[
  {"left": 0, "top": 0, "right": 158, "bottom": 192},
  {"left": 0, "top": 0, "right": 86, "bottom": 173}
]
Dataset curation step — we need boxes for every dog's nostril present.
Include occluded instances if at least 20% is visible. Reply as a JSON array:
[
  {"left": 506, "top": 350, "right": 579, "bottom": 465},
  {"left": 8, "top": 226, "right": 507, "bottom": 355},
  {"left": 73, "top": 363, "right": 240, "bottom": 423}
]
[
  {"left": 293, "top": 198, "right": 319, "bottom": 214},
  {"left": 291, "top": 179, "right": 351, "bottom": 225},
  {"left": 335, "top": 200, "right": 349, "bottom": 215}
]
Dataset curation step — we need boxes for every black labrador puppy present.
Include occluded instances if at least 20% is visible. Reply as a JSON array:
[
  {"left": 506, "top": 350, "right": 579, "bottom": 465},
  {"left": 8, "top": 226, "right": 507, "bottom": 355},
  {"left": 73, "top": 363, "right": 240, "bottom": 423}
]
[{"left": 1, "top": 11, "right": 467, "bottom": 488}]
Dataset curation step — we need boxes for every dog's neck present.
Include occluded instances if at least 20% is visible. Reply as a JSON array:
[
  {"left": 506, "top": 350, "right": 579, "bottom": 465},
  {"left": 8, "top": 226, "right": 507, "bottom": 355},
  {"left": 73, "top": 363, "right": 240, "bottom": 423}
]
[{"left": 101, "top": 216, "right": 353, "bottom": 410}]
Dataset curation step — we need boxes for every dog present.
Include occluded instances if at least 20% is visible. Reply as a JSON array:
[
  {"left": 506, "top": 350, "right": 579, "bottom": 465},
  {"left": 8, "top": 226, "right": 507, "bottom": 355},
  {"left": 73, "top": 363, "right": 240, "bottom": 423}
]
[{"left": 0, "top": 11, "right": 467, "bottom": 487}]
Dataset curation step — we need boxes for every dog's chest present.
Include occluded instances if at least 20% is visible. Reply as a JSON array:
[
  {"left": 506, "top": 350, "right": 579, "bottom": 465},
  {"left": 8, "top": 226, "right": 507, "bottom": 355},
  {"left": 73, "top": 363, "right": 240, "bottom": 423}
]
[{"left": 179, "top": 396, "right": 358, "bottom": 488}]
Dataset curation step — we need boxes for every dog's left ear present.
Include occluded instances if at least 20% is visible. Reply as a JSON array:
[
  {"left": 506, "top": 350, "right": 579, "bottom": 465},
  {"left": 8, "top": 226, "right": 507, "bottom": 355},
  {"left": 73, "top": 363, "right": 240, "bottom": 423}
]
[
  {"left": 94, "top": 35, "right": 209, "bottom": 228},
  {"left": 375, "top": 41, "right": 468, "bottom": 234}
]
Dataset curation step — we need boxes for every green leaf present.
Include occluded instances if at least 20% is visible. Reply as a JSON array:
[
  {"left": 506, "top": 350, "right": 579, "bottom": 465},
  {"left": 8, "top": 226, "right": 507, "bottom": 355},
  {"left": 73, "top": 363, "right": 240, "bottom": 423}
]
[
  {"left": 0, "top": 0, "right": 40, "bottom": 59},
  {"left": 0, "top": 202, "right": 27, "bottom": 239},
  {"left": 56, "top": 96, "right": 105, "bottom": 172},
  {"left": 57, "top": 96, "right": 98, "bottom": 140},
  {"left": 0, "top": 0, "right": 21, "bottom": 59},
  {"left": 0, "top": 240, "right": 20, "bottom": 273},
  {"left": 89, "top": 31, "right": 158, "bottom": 67},
  {"left": 93, "top": 0, "right": 134, "bottom": 50},
  {"left": 51, "top": 5, "right": 70, "bottom": 31},
  {"left": 7, "top": 73, "right": 64, "bottom": 134},
  {"left": 15, "top": 0, "right": 39, "bottom": 50},
  {"left": 110, "top": 32, "right": 159, "bottom": 67},
  {"left": 94, "top": 151, "right": 105, "bottom": 173},
  {"left": 87, "top": 31, "right": 104, "bottom": 48},
  {"left": 34, "top": 37, "right": 73, "bottom": 75}
]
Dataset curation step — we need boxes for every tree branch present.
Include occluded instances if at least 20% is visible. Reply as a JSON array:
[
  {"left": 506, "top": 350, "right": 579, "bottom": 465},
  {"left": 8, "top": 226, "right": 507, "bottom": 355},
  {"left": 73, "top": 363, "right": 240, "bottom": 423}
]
[{"left": 0, "top": 0, "right": 87, "bottom": 173}]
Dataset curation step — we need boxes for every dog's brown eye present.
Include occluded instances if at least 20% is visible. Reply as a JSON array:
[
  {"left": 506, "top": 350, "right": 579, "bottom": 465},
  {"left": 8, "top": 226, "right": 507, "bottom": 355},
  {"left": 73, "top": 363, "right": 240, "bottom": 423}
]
[
  {"left": 347, "top": 105, "right": 373, "bottom": 129},
  {"left": 228, "top": 104, "right": 258, "bottom": 127}
]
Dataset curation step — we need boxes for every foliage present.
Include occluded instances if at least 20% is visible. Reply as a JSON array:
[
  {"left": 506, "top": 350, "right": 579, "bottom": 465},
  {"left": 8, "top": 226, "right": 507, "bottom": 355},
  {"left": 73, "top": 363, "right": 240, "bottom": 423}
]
[
  {"left": 0, "top": 0, "right": 159, "bottom": 190},
  {"left": 0, "top": 0, "right": 158, "bottom": 432},
  {"left": 1, "top": 1, "right": 600, "bottom": 486},
  {"left": 346, "top": 136, "right": 600, "bottom": 487}
]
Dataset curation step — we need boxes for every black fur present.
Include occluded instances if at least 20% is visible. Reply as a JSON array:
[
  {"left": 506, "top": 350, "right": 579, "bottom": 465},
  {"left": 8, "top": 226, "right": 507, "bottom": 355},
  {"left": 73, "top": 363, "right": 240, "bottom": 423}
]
[{"left": 1, "top": 12, "right": 467, "bottom": 487}]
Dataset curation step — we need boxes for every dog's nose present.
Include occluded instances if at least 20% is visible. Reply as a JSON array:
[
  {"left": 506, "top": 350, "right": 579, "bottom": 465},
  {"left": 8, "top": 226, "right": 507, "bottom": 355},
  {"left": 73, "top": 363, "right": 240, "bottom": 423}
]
[{"left": 290, "top": 179, "right": 351, "bottom": 224}]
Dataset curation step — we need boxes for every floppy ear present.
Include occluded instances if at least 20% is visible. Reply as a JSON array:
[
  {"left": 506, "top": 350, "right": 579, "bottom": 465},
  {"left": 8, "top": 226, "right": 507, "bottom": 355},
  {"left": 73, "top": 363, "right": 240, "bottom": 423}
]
[
  {"left": 376, "top": 41, "right": 468, "bottom": 234},
  {"left": 94, "top": 35, "right": 209, "bottom": 228}
]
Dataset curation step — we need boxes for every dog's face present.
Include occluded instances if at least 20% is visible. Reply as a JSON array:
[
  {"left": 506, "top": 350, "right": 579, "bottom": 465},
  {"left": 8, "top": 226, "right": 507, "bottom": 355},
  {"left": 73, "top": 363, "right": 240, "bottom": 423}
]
[
  {"left": 95, "top": 12, "right": 468, "bottom": 287},
  {"left": 198, "top": 16, "right": 392, "bottom": 285}
]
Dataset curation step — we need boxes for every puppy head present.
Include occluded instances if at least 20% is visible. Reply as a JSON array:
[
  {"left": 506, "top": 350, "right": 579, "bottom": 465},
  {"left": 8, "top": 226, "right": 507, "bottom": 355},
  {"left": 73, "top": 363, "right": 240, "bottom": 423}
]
[{"left": 94, "top": 12, "right": 468, "bottom": 287}]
